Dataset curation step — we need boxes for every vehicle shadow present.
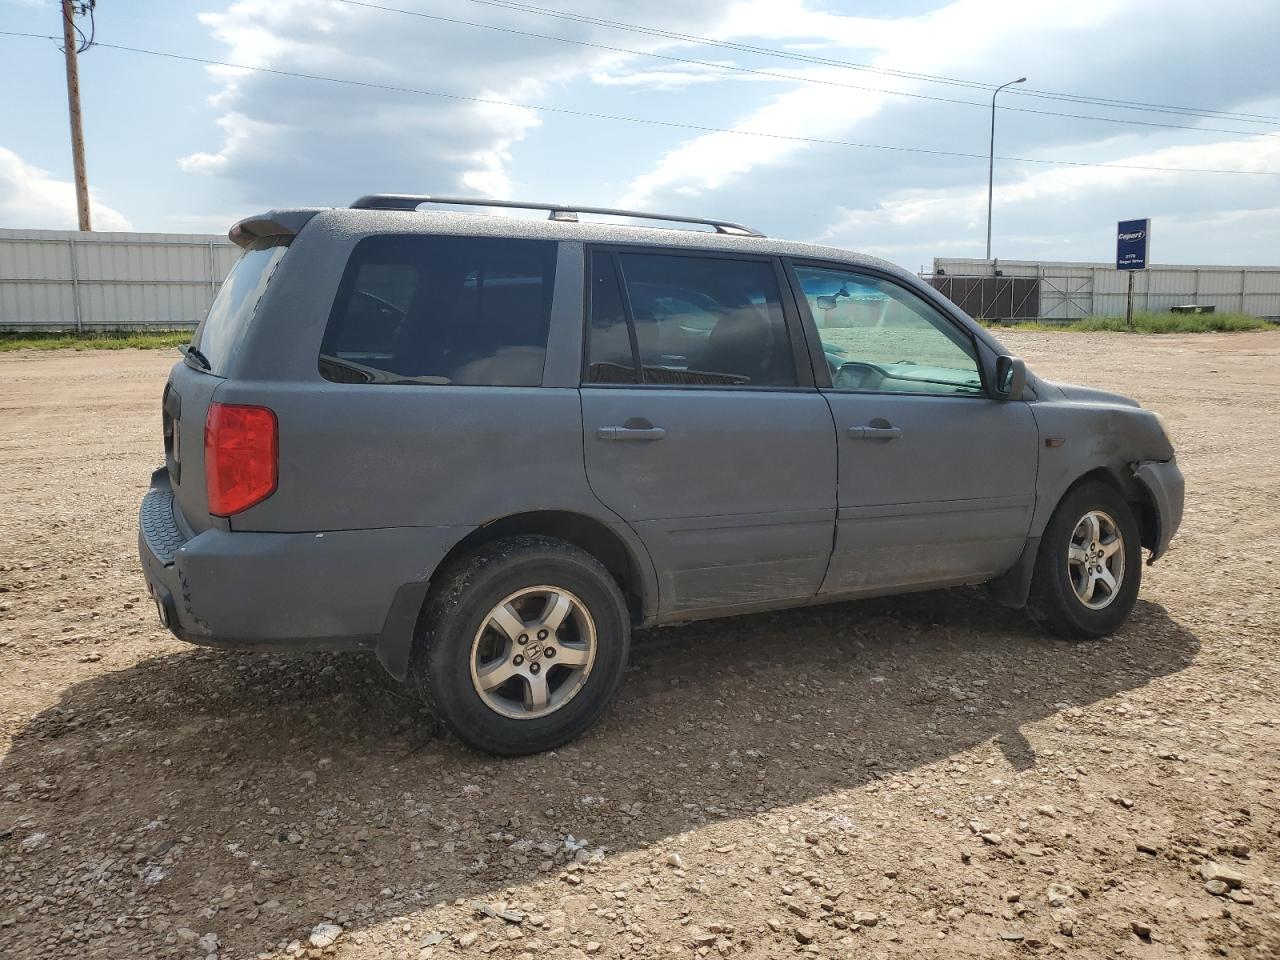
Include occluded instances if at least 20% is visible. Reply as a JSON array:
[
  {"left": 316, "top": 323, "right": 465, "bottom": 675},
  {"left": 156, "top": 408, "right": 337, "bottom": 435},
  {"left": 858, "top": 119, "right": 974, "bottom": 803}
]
[{"left": 0, "top": 588, "right": 1199, "bottom": 956}]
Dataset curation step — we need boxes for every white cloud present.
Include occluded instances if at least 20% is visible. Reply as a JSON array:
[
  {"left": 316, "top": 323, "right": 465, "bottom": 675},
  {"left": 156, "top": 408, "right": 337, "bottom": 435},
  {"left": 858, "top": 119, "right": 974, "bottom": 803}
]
[
  {"left": 619, "top": 0, "right": 1120, "bottom": 209},
  {"left": 817, "top": 134, "right": 1280, "bottom": 264},
  {"left": 0, "top": 147, "right": 131, "bottom": 231},
  {"left": 180, "top": 0, "right": 735, "bottom": 205},
  {"left": 603, "top": 0, "right": 1280, "bottom": 267},
  {"left": 590, "top": 64, "right": 765, "bottom": 91},
  {"left": 156, "top": 0, "right": 1280, "bottom": 265}
]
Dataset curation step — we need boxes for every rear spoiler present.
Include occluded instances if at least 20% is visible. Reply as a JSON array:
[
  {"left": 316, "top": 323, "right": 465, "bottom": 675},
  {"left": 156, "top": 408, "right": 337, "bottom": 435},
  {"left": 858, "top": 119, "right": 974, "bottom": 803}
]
[{"left": 228, "top": 209, "right": 321, "bottom": 249}]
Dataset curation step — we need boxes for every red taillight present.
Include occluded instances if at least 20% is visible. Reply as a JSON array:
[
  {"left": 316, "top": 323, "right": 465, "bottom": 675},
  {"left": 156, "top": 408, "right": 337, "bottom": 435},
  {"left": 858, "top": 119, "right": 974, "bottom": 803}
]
[{"left": 205, "top": 402, "right": 277, "bottom": 517}]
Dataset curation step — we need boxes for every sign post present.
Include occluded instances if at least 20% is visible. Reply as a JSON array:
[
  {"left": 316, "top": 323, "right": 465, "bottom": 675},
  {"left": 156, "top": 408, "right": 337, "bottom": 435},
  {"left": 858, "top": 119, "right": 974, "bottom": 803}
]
[{"left": 1116, "top": 218, "right": 1151, "bottom": 330}]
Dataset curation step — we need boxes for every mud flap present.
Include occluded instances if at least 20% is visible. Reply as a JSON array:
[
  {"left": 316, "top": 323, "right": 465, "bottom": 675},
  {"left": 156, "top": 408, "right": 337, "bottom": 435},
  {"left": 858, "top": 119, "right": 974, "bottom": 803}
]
[
  {"left": 374, "top": 581, "right": 433, "bottom": 681},
  {"left": 986, "top": 536, "right": 1040, "bottom": 609}
]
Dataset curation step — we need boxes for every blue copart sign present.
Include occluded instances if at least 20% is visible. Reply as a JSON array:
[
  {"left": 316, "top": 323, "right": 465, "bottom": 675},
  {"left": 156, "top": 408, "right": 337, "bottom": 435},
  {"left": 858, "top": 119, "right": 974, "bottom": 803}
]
[{"left": 1117, "top": 219, "right": 1150, "bottom": 270}]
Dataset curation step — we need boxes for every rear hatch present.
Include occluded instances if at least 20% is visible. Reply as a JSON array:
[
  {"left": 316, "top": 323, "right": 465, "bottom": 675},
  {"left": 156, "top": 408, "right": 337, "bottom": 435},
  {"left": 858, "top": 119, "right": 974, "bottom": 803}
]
[{"left": 163, "top": 235, "right": 291, "bottom": 532}]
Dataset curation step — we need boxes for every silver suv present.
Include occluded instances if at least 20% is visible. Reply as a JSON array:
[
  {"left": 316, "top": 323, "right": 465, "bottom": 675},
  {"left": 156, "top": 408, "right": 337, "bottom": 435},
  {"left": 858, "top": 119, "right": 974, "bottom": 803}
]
[{"left": 138, "top": 195, "right": 1184, "bottom": 755}]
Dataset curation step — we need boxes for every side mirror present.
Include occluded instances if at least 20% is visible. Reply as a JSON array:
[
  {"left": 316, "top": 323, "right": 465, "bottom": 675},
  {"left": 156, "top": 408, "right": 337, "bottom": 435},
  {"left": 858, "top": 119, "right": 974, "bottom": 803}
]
[
  {"left": 815, "top": 295, "right": 838, "bottom": 310},
  {"left": 995, "top": 355, "right": 1026, "bottom": 400}
]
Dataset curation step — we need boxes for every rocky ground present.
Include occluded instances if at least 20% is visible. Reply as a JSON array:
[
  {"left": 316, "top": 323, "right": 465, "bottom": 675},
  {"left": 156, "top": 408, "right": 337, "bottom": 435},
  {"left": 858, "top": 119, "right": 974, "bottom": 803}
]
[{"left": 1, "top": 332, "right": 1278, "bottom": 959}]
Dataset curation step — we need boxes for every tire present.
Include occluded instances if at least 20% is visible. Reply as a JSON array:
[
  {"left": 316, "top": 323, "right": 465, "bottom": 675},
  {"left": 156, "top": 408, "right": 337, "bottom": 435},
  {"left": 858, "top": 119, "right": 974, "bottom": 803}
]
[
  {"left": 1029, "top": 481, "right": 1143, "bottom": 638},
  {"left": 409, "top": 535, "right": 630, "bottom": 755}
]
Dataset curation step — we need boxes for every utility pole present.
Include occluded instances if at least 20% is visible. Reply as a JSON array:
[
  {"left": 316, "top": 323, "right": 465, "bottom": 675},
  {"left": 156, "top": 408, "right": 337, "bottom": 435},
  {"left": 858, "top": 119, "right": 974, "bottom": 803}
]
[
  {"left": 61, "top": 0, "right": 92, "bottom": 231},
  {"left": 985, "top": 76, "right": 1026, "bottom": 261}
]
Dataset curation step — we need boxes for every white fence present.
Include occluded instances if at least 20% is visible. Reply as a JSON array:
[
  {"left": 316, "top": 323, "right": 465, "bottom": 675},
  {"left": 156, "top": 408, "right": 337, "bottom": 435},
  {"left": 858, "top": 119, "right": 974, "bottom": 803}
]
[
  {"left": 932, "top": 258, "right": 1280, "bottom": 321},
  {"left": 5, "top": 234, "right": 1277, "bottom": 330},
  {"left": 0, "top": 228, "right": 239, "bottom": 331}
]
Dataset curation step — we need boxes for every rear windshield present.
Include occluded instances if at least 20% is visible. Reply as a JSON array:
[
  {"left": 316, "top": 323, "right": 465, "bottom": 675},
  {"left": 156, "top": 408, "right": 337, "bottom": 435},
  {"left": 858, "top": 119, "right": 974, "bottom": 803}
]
[
  {"left": 318, "top": 234, "right": 558, "bottom": 387},
  {"left": 191, "top": 236, "right": 290, "bottom": 374}
]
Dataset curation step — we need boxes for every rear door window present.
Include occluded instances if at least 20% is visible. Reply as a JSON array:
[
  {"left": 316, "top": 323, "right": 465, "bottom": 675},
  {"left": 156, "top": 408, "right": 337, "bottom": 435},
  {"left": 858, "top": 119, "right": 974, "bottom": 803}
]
[
  {"left": 585, "top": 251, "right": 797, "bottom": 387},
  {"left": 585, "top": 250, "right": 637, "bottom": 383},
  {"left": 192, "top": 236, "right": 289, "bottom": 374},
  {"left": 319, "top": 235, "right": 558, "bottom": 387}
]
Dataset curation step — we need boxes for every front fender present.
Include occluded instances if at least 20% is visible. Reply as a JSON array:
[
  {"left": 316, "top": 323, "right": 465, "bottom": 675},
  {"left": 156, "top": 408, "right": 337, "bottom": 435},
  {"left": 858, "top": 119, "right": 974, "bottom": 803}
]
[{"left": 1133, "top": 459, "right": 1185, "bottom": 562}]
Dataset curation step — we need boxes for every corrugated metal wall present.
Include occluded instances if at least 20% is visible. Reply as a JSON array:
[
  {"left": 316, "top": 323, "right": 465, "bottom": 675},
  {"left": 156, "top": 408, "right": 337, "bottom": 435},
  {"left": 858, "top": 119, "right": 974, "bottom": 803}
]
[
  {"left": 931, "top": 258, "right": 1280, "bottom": 320},
  {"left": 0, "top": 228, "right": 239, "bottom": 331},
  {"left": 6, "top": 234, "right": 1276, "bottom": 329}
]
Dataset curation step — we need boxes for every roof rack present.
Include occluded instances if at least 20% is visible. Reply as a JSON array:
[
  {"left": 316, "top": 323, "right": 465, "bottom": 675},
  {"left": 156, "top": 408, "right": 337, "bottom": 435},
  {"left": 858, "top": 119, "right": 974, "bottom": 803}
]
[{"left": 348, "top": 194, "right": 765, "bottom": 238}]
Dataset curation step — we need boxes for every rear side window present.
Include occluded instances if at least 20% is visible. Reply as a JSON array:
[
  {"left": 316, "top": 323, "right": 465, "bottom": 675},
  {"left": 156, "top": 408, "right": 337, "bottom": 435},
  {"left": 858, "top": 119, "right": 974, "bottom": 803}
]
[
  {"left": 192, "top": 236, "right": 289, "bottom": 374},
  {"left": 319, "top": 235, "right": 558, "bottom": 386},
  {"left": 585, "top": 251, "right": 796, "bottom": 387}
]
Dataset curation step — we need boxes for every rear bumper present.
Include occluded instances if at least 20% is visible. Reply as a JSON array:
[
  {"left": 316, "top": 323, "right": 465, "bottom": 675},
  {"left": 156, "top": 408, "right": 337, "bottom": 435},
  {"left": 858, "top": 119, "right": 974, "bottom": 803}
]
[
  {"left": 137, "top": 468, "right": 462, "bottom": 655},
  {"left": 1133, "top": 458, "right": 1185, "bottom": 562}
]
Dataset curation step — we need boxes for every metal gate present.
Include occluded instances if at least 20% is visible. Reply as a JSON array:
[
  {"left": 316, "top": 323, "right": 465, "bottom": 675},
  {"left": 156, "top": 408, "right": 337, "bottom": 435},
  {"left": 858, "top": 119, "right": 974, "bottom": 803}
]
[
  {"left": 926, "top": 275, "right": 1040, "bottom": 321},
  {"left": 1037, "top": 272, "right": 1094, "bottom": 319}
]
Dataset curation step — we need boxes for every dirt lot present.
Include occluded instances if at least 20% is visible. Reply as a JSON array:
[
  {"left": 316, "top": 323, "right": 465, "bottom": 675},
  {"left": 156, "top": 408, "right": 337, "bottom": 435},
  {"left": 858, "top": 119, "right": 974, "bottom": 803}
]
[{"left": 1, "top": 332, "right": 1278, "bottom": 960}]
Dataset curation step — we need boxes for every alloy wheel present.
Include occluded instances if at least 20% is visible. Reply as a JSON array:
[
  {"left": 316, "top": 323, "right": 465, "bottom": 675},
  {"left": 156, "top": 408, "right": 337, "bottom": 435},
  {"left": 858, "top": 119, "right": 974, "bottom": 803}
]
[
  {"left": 469, "top": 585, "right": 597, "bottom": 719},
  {"left": 1068, "top": 509, "right": 1126, "bottom": 610}
]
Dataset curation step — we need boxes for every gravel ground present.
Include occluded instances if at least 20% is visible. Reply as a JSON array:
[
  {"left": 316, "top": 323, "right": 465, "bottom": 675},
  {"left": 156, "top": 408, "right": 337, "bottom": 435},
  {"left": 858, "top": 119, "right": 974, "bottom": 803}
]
[{"left": 1, "top": 332, "right": 1277, "bottom": 960}]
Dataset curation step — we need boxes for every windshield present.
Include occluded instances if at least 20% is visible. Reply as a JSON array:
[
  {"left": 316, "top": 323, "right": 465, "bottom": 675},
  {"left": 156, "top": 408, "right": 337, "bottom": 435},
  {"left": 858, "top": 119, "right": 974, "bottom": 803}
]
[{"left": 191, "top": 236, "right": 290, "bottom": 374}]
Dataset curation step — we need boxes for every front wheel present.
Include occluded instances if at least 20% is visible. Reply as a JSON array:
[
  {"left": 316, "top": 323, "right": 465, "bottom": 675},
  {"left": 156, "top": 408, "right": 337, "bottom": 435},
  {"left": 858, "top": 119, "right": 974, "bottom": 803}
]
[
  {"left": 409, "top": 536, "right": 630, "bottom": 755},
  {"left": 1029, "top": 481, "right": 1142, "bottom": 638}
]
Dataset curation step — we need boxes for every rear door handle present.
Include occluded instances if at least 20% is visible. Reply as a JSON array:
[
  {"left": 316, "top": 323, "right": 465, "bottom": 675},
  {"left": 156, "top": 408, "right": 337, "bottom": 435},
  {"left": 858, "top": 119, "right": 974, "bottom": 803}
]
[
  {"left": 598, "top": 426, "right": 667, "bottom": 441},
  {"left": 848, "top": 425, "right": 902, "bottom": 440}
]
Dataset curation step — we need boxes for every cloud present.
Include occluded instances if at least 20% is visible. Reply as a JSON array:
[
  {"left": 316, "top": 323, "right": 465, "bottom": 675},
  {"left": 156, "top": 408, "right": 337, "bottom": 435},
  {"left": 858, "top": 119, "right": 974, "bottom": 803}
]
[
  {"left": 589, "top": 62, "right": 769, "bottom": 91},
  {"left": 0, "top": 146, "right": 131, "bottom": 231},
  {"left": 617, "top": 0, "right": 1123, "bottom": 209},
  {"left": 816, "top": 134, "right": 1280, "bottom": 265},
  {"left": 609, "top": 0, "right": 1280, "bottom": 266},
  {"left": 169, "top": 0, "right": 1280, "bottom": 267},
  {"left": 180, "top": 0, "right": 734, "bottom": 206}
]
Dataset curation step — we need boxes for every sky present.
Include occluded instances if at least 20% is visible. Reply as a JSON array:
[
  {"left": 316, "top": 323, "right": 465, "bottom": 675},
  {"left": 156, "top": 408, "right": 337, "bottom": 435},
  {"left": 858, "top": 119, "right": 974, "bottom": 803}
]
[{"left": 1, "top": 0, "right": 1279, "bottom": 270}]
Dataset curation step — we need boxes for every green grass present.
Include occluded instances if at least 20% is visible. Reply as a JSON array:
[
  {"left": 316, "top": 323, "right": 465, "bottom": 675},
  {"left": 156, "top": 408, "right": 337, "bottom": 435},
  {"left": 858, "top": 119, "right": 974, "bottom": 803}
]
[
  {"left": 985, "top": 311, "right": 1272, "bottom": 334},
  {"left": 0, "top": 330, "right": 192, "bottom": 352}
]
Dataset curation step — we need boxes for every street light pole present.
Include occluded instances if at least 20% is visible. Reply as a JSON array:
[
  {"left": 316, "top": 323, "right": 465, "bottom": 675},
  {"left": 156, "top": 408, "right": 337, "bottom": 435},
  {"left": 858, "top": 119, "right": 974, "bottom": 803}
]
[{"left": 985, "top": 76, "right": 1025, "bottom": 261}]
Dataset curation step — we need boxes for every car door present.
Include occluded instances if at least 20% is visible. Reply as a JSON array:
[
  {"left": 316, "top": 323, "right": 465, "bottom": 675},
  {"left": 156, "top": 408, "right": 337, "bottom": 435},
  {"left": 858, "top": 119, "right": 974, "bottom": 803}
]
[
  {"left": 786, "top": 261, "right": 1038, "bottom": 596},
  {"left": 580, "top": 248, "right": 837, "bottom": 619}
]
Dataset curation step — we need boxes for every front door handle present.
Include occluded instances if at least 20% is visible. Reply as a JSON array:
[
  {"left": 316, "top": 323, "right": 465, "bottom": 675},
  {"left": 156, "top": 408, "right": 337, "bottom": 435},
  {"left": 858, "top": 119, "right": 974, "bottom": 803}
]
[
  {"left": 598, "top": 425, "right": 667, "bottom": 441},
  {"left": 848, "top": 425, "right": 902, "bottom": 440}
]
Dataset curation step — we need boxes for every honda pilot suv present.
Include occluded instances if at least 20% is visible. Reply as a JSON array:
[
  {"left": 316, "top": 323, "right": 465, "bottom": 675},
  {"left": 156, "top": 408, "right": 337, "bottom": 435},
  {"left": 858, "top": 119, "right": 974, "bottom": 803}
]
[{"left": 138, "top": 195, "right": 1184, "bottom": 755}]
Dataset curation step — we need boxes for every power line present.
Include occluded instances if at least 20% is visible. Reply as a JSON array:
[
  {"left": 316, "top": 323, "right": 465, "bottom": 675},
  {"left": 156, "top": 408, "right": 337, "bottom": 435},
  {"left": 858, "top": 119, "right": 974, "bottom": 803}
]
[
  {"left": 2, "top": 30, "right": 1278, "bottom": 178},
  {"left": 453, "top": 0, "right": 1280, "bottom": 127},
  {"left": 327, "top": 0, "right": 1280, "bottom": 139}
]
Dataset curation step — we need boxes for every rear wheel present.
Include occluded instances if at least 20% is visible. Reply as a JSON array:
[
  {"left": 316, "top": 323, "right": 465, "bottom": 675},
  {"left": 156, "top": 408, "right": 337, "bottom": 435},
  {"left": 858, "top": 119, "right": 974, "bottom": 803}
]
[
  {"left": 1030, "top": 481, "right": 1142, "bottom": 638},
  {"left": 410, "top": 536, "right": 630, "bottom": 755}
]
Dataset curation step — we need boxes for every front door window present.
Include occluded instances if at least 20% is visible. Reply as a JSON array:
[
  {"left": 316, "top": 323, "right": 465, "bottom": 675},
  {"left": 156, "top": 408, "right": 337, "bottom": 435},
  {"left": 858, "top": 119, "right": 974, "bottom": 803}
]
[{"left": 794, "top": 266, "right": 983, "bottom": 395}]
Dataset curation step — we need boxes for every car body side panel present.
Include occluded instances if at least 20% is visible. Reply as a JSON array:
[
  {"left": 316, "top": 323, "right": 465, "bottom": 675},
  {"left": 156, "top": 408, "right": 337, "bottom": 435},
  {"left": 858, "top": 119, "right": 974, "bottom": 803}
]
[
  {"left": 1027, "top": 400, "right": 1177, "bottom": 539},
  {"left": 819, "top": 394, "right": 1038, "bottom": 595},
  {"left": 222, "top": 383, "right": 591, "bottom": 531},
  {"left": 580, "top": 388, "right": 837, "bottom": 619}
]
